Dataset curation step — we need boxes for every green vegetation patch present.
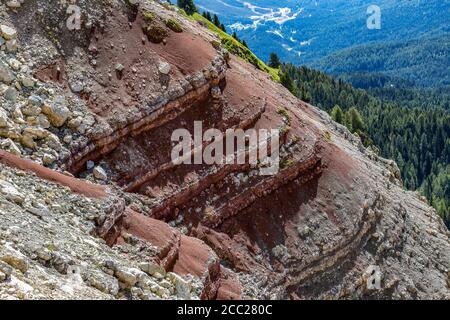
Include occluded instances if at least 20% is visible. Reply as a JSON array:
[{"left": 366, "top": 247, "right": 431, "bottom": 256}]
[
  {"left": 142, "top": 9, "right": 156, "bottom": 23},
  {"left": 166, "top": 18, "right": 183, "bottom": 33},
  {"left": 277, "top": 107, "right": 291, "bottom": 125},
  {"left": 191, "top": 13, "right": 280, "bottom": 82}
]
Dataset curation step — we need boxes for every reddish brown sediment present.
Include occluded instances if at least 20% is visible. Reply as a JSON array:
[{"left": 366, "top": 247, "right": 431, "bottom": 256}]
[
  {"left": 113, "top": 209, "right": 242, "bottom": 299},
  {"left": 6, "top": 0, "right": 447, "bottom": 300},
  {"left": 0, "top": 151, "right": 106, "bottom": 198}
]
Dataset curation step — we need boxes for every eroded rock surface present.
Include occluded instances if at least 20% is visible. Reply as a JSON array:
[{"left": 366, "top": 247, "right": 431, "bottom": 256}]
[{"left": 0, "top": 0, "right": 449, "bottom": 300}]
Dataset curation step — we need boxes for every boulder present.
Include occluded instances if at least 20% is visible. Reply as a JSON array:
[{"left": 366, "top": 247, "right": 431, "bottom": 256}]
[
  {"left": 42, "top": 96, "right": 70, "bottom": 127},
  {"left": 0, "top": 108, "right": 9, "bottom": 127},
  {"left": 42, "top": 153, "right": 57, "bottom": 166},
  {"left": 167, "top": 272, "right": 191, "bottom": 299},
  {"left": 0, "top": 25, "right": 17, "bottom": 40},
  {"left": 93, "top": 166, "right": 108, "bottom": 180},
  {"left": 0, "top": 179, "right": 25, "bottom": 204},
  {"left": 0, "top": 61, "right": 15, "bottom": 84},
  {"left": 6, "top": 1, "right": 22, "bottom": 9},
  {"left": 6, "top": 39, "right": 18, "bottom": 53},
  {"left": 0, "top": 254, "right": 29, "bottom": 274},
  {"left": 4, "top": 87, "right": 18, "bottom": 102},
  {"left": 0, "top": 138, "right": 21, "bottom": 155},
  {"left": 158, "top": 61, "right": 171, "bottom": 75},
  {"left": 114, "top": 267, "right": 142, "bottom": 288}
]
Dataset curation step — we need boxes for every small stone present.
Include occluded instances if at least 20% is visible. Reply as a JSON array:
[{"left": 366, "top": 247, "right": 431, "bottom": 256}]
[
  {"left": 0, "top": 108, "right": 9, "bottom": 127},
  {"left": 63, "top": 135, "right": 73, "bottom": 144},
  {"left": 93, "top": 166, "right": 107, "bottom": 180},
  {"left": 28, "top": 95, "right": 43, "bottom": 106},
  {"left": 68, "top": 117, "right": 82, "bottom": 129},
  {"left": 0, "top": 179, "right": 25, "bottom": 204},
  {"left": 0, "top": 261, "right": 13, "bottom": 279},
  {"left": 0, "top": 138, "right": 21, "bottom": 155},
  {"left": 0, "top": 271, "right": 6, "bottom": 281},
  {"left": 6, "top": 39, "right": 18, "bottom": 53},
  {"left": 167, "top": 272, "right": 191, "bottom": 299},
  {"left": 86, "top": 160, "right": 95, "bottom": 170},
  {"left": 42, "top": 153, "right": 57, "bottom": 165},
  {"left": 139, "top": 262, "right": 166, "bottom": 278},
  {"left": 36, "top": 248, "right": 52, "bottom": 262},
  {"left": 0, "top": 25, "right": 17, "bottom": 40},
  {"left": 23, "top": 127, "right": 49, "bottom": 139},
  {"left": 42, "top": 96, "right": 70, "bottom": 127},
  {"left": 70, "top": 82, "right": 84, "bottom": 93},
  {"left": 0, "top": 61, "right": 15, "bottom": 84},
  {"left": 8, "top": 58, "right": 21, "bottom": 71},
  {"left": 22, "top": 103, "right": 42, "bottom": 116},
  {"left": 115, "top": 63, "right": 125, "bottom": 72},
  {"left": 1, "top": 254, "right": 28, "bottom": 273},
  {"left": 20, "top": 134, "right": 37, "bottom": 149},
  {"left": 114, "top": 267, "right": 141, "bottom": 288},
  {"left": 6, "top": 1, "right": 21, "bottom": 9},
  {"left": 158, "top": 61, "right": 171, "bottom": 75},
  {"left": 21, "top": 75, "right": 35, "bottom": 88},
  {"left": 4, "top": 87, "right": 18, "bottom": 102}
]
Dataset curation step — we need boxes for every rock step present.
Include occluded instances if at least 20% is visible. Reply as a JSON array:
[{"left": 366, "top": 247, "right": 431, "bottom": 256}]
[
  {"left": 201, "top": 148, "right": 323, "bottom": 229},
  {"left": 142, "top": 126, "right": 290, "bottom": 221},
  {"left": 281, "top": 194, "right": 384, "bottom": 295},
  {"left": 61, "top": 72, "right": 224, "bottom": 174},
  {"left": 122, "top": 102, "right": 266, "bottom": 192}
]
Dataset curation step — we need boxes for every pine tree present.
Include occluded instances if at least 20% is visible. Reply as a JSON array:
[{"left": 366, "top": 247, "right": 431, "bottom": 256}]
[
  {"left": 268, "top": 53, "right": 281, "bottom": 68},
  {"left": 213, "top": 14, "right": 221, "bottom": 28},
  {"left": 330, "top": 105, "right": 344, "bottom": 124},
  {"left": 346, "top": 107, "right": 365, "bottom": 133},
  {"left": 280, "top": 72, "right": 295, "bottom": 95},
  {"left": 220, "top": 24, "right": 226, "bottom": 33},
  {"left": 177, "top": 0, "right": 197, "bottom": 15},
  {"left": 242, "top": 40, "right": 248, "bottom": 48}
]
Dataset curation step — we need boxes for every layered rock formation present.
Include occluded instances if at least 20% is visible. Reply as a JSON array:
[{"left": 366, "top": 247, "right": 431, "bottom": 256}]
[{"left": 0, "top": 0, "right": 449, "bottom": 300}]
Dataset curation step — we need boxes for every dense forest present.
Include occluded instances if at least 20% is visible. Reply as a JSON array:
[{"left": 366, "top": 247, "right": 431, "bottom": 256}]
[
  {"left": 280, "top": 64, "right": 449, "bottom": 225},
  {"left": 314, "top": 33, "right": 450, "bottom": 88}
]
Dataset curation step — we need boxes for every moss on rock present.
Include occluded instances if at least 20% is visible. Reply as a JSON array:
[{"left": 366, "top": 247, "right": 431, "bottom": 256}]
[
  {"left": 143, "top": 24, "right": 168, "bottom": 43},
  {"left": 142, "top": 9, "right": 156, "bottom": 23},
  {"left": 165, "top": 18, "right": 183, "bottom": 33}
]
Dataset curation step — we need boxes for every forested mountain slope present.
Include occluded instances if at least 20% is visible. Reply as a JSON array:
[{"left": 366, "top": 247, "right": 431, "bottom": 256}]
[
  {"left": 314, "top": 33, "right": 450, "bottom": 89},
  {"left": 280, "top": 64, "right": 450, "bottom": 224}
]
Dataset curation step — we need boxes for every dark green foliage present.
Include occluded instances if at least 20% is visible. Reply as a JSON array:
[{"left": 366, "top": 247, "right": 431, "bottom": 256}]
[
  {"left": 202, "top": 11, "right": 226, "bottom": 32},
  {"left": 280, "top": 63, "right": 449, "bottom": 225},
  {"left": 213, "top": 14, "right": 221, "bottom": 28},
  {"left": 280, "top": 71, "right": 296, "bottom": 96},
  {"left": 268, "top": 53, "right": 281, "bottom": 68},
  {"left": 315, "top": 33, "right": 450, "bottom": 89},
  {"left": 177, "top": 0, "right": 197, "bottom": 15},
  {"left": 331, "top": 105, "right": 344, "bottom": 124}
]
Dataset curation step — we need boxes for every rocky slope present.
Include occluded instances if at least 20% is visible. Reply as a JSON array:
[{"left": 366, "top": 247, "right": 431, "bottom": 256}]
[{"left": 0, "top": 0, "right": 449, "bottom": 300}]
